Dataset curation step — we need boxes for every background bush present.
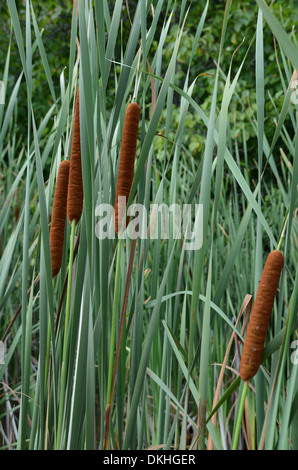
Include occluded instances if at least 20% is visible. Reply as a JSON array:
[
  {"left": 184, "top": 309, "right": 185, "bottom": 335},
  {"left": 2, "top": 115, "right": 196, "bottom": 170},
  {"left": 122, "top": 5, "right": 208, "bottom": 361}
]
[{"left": 1, "top": 0, "right": 297, "bottom": 167}]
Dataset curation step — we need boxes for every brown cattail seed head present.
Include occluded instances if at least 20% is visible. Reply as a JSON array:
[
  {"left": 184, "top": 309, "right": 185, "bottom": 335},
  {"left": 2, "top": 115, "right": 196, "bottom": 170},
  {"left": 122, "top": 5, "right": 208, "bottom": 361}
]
[
  {"left": 50, "top": 160, "right": 70, "bottom": 277},
  {"left": 240, "top": 250, "right": 284, "bottom": 382},
  {"left": 67, "top": 88, "right": 83, "bottom": 224},
  {"left": 114, "top": 102, "right": 140, "bottom": 234}
]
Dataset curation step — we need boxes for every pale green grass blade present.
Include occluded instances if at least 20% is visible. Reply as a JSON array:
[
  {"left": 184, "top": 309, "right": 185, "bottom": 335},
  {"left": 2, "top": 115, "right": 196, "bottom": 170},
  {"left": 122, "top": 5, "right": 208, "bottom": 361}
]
[
  {"left": 255, "top": 0, "right": 298, "bottom": 71},
  {"left": 162, "top": 320, "right": 198, "bottom": 407},
  {"left": 146, "top": 367, "right": 198, "bottom": 431},
  {"left": 197, "top": 252, "right": 213, "bottom": 448},
  {"left": 0, "top": 73, "right": 23, "bottom": 154},
  {"left": 254, "top": 7, "right": 266, "bottom": 445},
  {"left": 0, "top": 35, "right": 11, "bottom": 127},
  {"left": 17, "top": 272, "right": 34, "bottom": 449},
  {"left": 263, "top": 115, "right": 298, "bottom": 449},
  {"left": 0, "top": 218, "right": 22, "bottom": 301},
  {"left": 30, "top": 3, "right": 57, "bottom": 105}
]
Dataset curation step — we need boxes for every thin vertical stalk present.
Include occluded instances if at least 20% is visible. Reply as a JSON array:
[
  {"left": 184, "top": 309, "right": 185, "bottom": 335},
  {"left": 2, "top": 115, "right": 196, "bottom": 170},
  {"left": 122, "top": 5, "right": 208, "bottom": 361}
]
[
  {"left": 56, "top": 218, "right": 76, "bottom": 448},
  {"left": 232, "top": 382, "right": 248, "bottom": 450},
  {"left": 104, "top": 237, "right": 122, "bottom": 449},
  {"left": 106, "top": 238, "right": 122, "bottom": 405}
]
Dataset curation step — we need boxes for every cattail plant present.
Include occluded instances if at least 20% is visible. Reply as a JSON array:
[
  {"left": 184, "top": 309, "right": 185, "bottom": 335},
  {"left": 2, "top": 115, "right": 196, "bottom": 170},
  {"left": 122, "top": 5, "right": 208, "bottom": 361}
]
[
  {"left": 114, "top": 102, "right": 140, "bottom": 234},
  {"left": 67, "top": 87, "right": 83, "bottom": 225},
  {"left": 57, "top": 87, "right": 83, "bottom": 447},
  {"left": 102, "top": 101, "right": 140, "bottom": 449},
  {"left": 232, "top": 249, "right": 284, "bottom": 450},
  {"left": 49, "top": 160, "right": 70, "bottom": 277},
  {"left": 240, "top": 249, "right": 284, "bottom": 381}
]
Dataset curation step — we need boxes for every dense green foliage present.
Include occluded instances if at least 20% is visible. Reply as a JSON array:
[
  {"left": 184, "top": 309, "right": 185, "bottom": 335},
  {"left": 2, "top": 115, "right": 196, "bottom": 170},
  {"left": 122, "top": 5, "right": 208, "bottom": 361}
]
[
  {"left": 1, "top": 0, "right": 297, "bottom": 163},
  {"left": 0, "top": 0, "right": 297, "bottom": 451}
]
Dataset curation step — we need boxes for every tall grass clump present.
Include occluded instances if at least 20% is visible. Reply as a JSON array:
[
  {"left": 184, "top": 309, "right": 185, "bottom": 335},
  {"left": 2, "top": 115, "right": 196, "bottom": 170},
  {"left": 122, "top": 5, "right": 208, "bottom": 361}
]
[{"left": 0, "top": 0, "right": 297, "bottom": 451}]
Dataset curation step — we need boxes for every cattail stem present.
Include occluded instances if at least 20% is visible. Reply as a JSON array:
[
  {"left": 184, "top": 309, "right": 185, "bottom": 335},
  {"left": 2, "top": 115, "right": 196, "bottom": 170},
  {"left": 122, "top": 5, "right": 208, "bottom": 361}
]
[
  {"left": 63, "top": 219, "right": 76, "bottom": 352},
  {"left": 105, "top": 238, "right": 122, "bottom": 429},
  {"left": 277, "top": 236, "right": 283, "bottom": 251},
  {"left": 56, "top": 218, "right": 76, "bottom": 448},
  {"left": 45, "top": 307, "right": 52, "bottom": 392},
  {"left": 232, "top": 381, "right": 248, "bottom": 450},
  {"left": 104, "top": 237, "right": 137, "bottom": 450}
]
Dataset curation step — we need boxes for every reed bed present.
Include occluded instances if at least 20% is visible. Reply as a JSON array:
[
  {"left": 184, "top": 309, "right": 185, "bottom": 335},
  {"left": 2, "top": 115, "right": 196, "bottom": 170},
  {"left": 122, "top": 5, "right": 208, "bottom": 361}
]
[{"left": 0, "top": 0, "right": 297, "bottom": 451}]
